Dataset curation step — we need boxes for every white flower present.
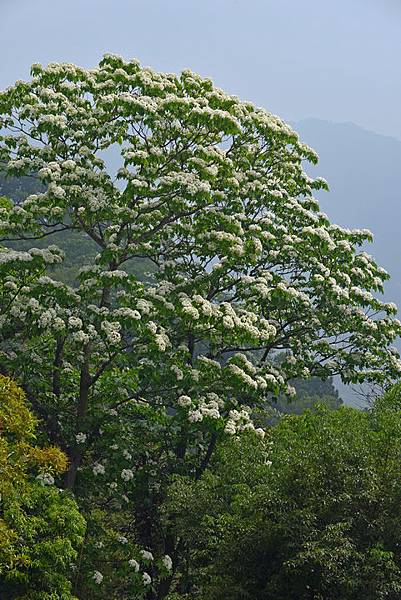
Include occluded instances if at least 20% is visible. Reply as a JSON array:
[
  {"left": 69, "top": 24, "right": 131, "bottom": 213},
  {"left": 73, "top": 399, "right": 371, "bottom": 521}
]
[
  {"left": 188, "top": 409, "right": 203, "bottom": 423},
  {"left": 177, "top": 395, "right": 192, "bottom": 407},
  {"left": 63, "top": 159, "right": 76, "bottom": 170},
  {"left": 140, "top": 549, "right": 154, "bottom": 561},
  {"left": 142, "top": 572, "right": 152, "bottom": 585},
  {"left": 128, "top": 558, "right": 140, "bottom": 571},
  {"left": 222, "top": 315, "right": 235, "bottom": 329},
  {"left": 123, "top": 449, "right": 132, "bottom": 460},
  {"left": 101, "top": 320, "right": 122, "bottom": 345},
  {"left": 51, "top": 185, "right": 65, "bottom": 198},
  {"left": 203, "top": 407, "right": 220, "bottom": 419},
  {"left": 72, "top": 330, "right": 90, "bottom": 344},
  {"left": 106, "top": 330, "right": 121, "bottom": 345},
  {"left": 147, "top": 321, "right": 157, "bottom": 334},
  {"left": 155, "top": 333, "right": 169, "bottom": 351},
  {"left": 93, "top": 463, "right": 105, "bottom": 476},
  {"left": 137, "top": 299, "right": 151, "bottom": 314},
  {"left": 224, "top": 420, "right": 236, "bottom": 435},
  {"left": 171, "top": 364, "right": 184, "bottom": 380},
  {"left": 121, "top": 468, "right": 134, "bottom": 481},
  {"left": 68, "top": 316, "right": 83, "bottom": 329},
  {"left": 36, "top": 472, "right": 54, "bottom": 486},
  {"left": 75, "top": 432, "right": 87, "bottom": 444},
  {"left": 93, "top": 570, "right": 103, "bottom": 584},
  {"left": 28, "top": 297, "right": 40, "bottom": 310},
  {"left": 53, "top": 317, "right": 65, "bottom": 331},
  {"left": 115, "top": 307, "right": 141, "bottom": 320},
  {"left": 162, "top": 554, "right": 173, "bottom": 571},
  {"left": 117, "top": 535, "right": 128, "bottom": 544},
  {"left": 255, "top": 428, "right": 266, "bottom": 439}
]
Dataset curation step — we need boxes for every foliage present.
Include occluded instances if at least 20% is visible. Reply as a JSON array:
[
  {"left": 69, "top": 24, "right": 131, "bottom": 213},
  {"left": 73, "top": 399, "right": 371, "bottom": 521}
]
[
  {"left": 0, "top": 375, "right": 86, "bottom": 599},
  {"left": 165, "top": 394, "right": 401, "bottom": 599},
  {"left": 278, "top": 375, "right": 342, "bottom": 415},
  {"left": 0, "top": 55, "right": 400, "bottom": 597}
]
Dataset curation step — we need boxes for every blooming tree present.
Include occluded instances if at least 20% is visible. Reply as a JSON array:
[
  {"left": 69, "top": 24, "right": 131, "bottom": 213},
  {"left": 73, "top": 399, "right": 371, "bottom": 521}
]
[{"left": 0, "top": 55, "right": 400, "bottom": 597}]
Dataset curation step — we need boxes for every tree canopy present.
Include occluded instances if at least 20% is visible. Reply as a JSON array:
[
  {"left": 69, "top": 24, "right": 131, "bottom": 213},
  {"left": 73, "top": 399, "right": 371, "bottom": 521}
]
[{"left": 166, "top": 391, "right": 401, "bottom": 599}]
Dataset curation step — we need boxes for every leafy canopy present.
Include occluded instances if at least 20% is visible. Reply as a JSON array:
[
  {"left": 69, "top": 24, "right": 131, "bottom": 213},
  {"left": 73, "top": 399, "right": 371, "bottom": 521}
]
[{"left": 166, "top": 394, "right": 401, "bottom": 600}]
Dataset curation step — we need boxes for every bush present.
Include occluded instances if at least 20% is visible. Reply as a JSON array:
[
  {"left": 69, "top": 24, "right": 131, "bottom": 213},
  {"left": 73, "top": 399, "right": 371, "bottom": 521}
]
[{"left": 0, "top": 376, "right": 86, "bottom": 599}]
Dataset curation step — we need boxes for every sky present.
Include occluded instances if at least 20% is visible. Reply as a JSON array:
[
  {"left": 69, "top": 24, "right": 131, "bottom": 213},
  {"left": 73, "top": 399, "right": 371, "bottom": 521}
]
[{"left": 1, "top": 0, "right": 401, "bottom": 139}]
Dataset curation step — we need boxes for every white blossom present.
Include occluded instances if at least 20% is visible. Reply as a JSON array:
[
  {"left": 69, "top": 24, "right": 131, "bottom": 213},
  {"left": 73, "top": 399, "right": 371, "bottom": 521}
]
[
  {"left": 36, "top": 472, "right": 55, "bottom": 486},
  {"left": 128, "top": 558, "right": 140, "bottom": 571},
  {"left": 121, "top": 468, "right": 134, "bottom": 481},
  {"left": 117, "top": 535, "right": 128, "bottom": 544},
  {"left": 162, "top": 554, "right": 173, "bottom": 571},
  {"left": 93, "top": 571, "right": 103, "bottom": 584},
  {"left": 188, "top": 409, "right": 203, "bottom": 423},
  {"left": 177, "top": 395, "right": 192, "bottom": 407},
  {"left": 140, "top": 550, "right": 154, "bottom": 561},
  {"left": 93, "top": 463, "right": 105, "bottom": 476}
]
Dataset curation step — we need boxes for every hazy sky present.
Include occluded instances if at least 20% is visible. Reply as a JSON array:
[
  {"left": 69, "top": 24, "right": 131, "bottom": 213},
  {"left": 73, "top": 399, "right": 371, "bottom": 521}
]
[{"left": 1, "top": 0, "right": 401, "bottom": 138}]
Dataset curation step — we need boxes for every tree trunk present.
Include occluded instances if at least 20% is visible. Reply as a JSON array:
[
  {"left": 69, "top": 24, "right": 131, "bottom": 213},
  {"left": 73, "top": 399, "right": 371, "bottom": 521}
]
[{"left": 65, "top": 343, "right": 91, "bottom": 490}]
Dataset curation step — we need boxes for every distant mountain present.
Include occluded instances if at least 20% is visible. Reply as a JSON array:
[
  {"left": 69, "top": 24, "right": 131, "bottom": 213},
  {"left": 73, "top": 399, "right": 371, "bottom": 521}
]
[{"left": 294, "top": 118, "right": 401, "bottom": 309}]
